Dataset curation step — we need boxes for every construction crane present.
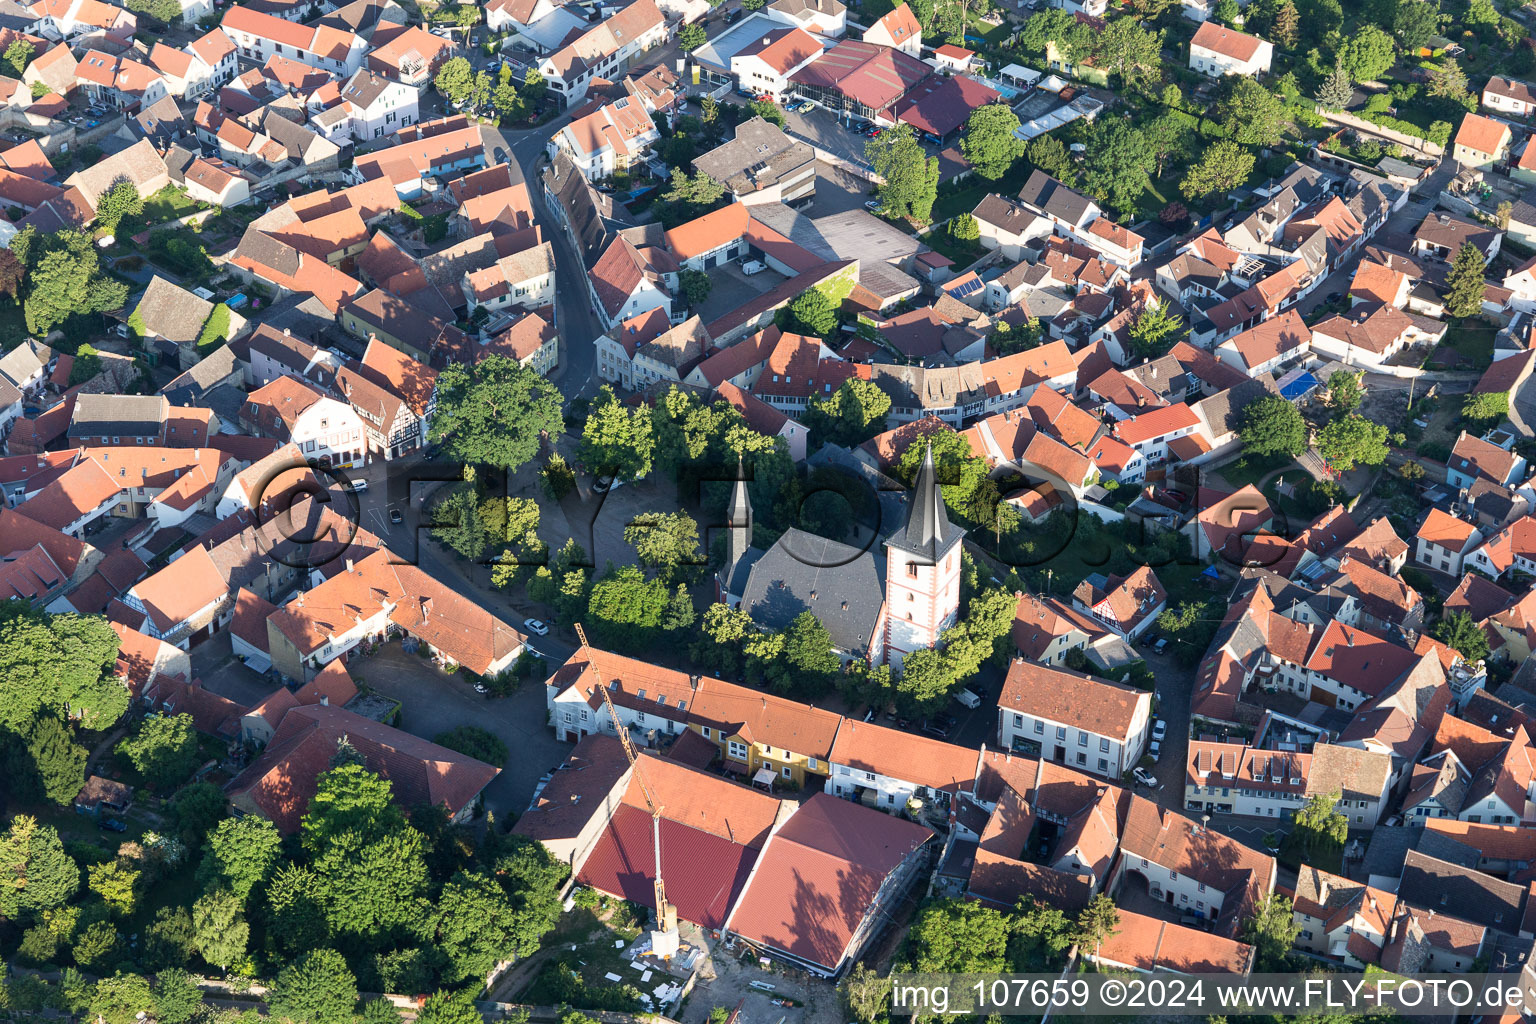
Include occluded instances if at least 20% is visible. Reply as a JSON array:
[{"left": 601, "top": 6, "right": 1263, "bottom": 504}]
[{"left": 575, "top": 623, "right": 680, "bottom": 957}]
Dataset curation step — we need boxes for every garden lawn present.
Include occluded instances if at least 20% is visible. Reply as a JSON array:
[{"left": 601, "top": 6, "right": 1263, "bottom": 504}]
[
  {"left": 1215, "top": 450, "right": 1295, "bottom": 490},
  {"left": 919, "top": 228, "right": 985, "bottom": 267},
  {"left": 1432, "top": 318, "right": 1495, "bottom": 369}
]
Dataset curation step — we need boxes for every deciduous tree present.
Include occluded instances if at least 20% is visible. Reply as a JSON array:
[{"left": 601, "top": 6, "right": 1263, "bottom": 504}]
[
  {"left": 1338, "top": 25, "right": 1396, "bottom": 83},
  {"left": 960, "top": 104, "right": 1023, "bottom": 180},
  {"left": 804, "top": 377, "right": 892, "bottom": 448},
  {"left": 624, "top": 511, "right": 702, "bottom": 578},
  {"left": 868, "top": 124, "right": 939, "bottom": 222},
  {"left": 1082, "top": 120, "right": 1154, "bottom": 219},
  {"left": 1316, "top": 414, "right": 1391, "bottom": 471},
  {"left": 1240, "top": 396, "right": 1307, "bottom": 457},
  {"left": 1127, "top": 303, "right": 1185, "bottom": 358},
  {"left": 1242, "top": 894, "right": 1302, "bottom": 970},
  {"left": 191, "top": 888, "right": 248, "bottom": 974},
  {"left": 1327, "top": 370, "right": 1364, "bottom": 414},
  {"left": 1092, "top": 17, "right": 1163, "bottom": 89},
  {"left": 118, "top": 713, "right": 199, "bottom": 791},
  {"left": 1395, "top": 0, "right": 1438, "bottom": 51},
  {"left": 269, "top": 948, "right": 358, "bottom": 1024},
  {"left": 1216, "top": 77, "right": 1287, "bottom": 146},
  {"left": 1026, "top": 134, "right": 1074, "bottom": 181},
  {"left": 579, "top": 386, "right": 655, "bottom": 481},
  {"left": 431, "top": 355, "right": 563, "bottom": 471},
  {"left": 1433, "top": 609, "right": 1490, "bottom": 662},
  {"left": 198, "top": 815, "right": 281, "bottom": 903},
  {"left": 94, "top": 180, "right": 142, "bottom": 234},
  {"left": 1180, "top": 139, "right": 1254, "bottom": 199},
  {"left": 903, "top": 899, "right": 1010, "bottom": 972}
]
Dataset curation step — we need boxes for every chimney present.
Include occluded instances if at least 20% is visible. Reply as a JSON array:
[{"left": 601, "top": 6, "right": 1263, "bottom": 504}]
[
  {"left": 345, "top": 557, "right": 354, "bottom": 571},
  {"left": 283, "top": 327, "right": 291, "bottom": 336},
  {"left": 296, "top": 590, "right": 304, "bottom": 606},
  {"left": 320, "top": 694, "right": 329, "bottom": 706},
  {"left": 420, "top": 596, "right": 432, "bottom": 619}
]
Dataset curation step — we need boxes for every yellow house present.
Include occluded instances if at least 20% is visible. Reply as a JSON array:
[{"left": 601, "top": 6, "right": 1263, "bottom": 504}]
[{"left": 687, "top": 678, "right": 842, "bottom": 787}]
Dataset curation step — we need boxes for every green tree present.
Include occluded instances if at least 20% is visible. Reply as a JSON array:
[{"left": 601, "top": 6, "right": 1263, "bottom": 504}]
[
  {"left": 1327, "top": 370, "right": 1364, "bottom": 414},
  {"left": 679, "top": 22, "right": 707, "bottom": 49},
  {"left": 434, "top": 56, "right": 475, "bottom": 105},
  {"left": 586, "top": 565, "right": 670, "bottom": 650},
  {"left": 431, "top": 354, "right": 563, "bottom": 471},
  {"left": 1463, "top": 390, "right": 1508, "bottom": 425},
  {"left": 868, "top": 124, "right": 939, "bottom": 222},
  {"left": 1317, "top": 414, "right": 1391, "bottom": 471},
  {"left": 363, "top": 999, "right": 407, "bottom": 1024},
  {"left": 804, "top": 376, "right": 892, "bottom": 448},
  {"left": 1082, "top": 120, "right": 1154, "bottom": 219},
  {"left": 191, "top": 888, "right": 248, "bottom": 974},
  {"left": 1180, "top": 139, "right": 1255, "bottom": 199},
  {"left": 1271, "top": 0, "right": 1299, "bottom": 45},
  {"left": 2, "top": 39, "right": 32, "bottom": 78},
  {"left": 153, "top": 970, "right": 204, "bottom": 1024},
  {"left": 1240, "top": 396, "right": 1307, "bottom": 457},
  {"left": 1026, "top": 134, "right": 1074, "bottom": 181},
  {"left": 895, "top": 646, "right": 955, "bottom": 713},
  {"left": 904, "top": 899, "right": 1011, "bottom": 972},
  {"left": 264, "top": 865, "right": 330, "bottom": 958},
  {"left": 1216, "top": 77, "right": 1287, "bottom": 146},
  {"left": 491, "top": 833, "right": 568, "bottom": 954},
  {"left": 1143, "top": 113, "right": 1192, "bottom": 177},
  {"left": 748, "top": 99, "right": 785, "bottom": 127},
  {"left": 14, "top": 713, "right": 88, "bottom": 805},
  {"left": 949, "top": 211, "right": 979, "bottom": 241},
  {"left": 89, "top": 972, "right": 155, "bottom": 1024},
  {"left": 1091, "top": 16, "right": 1163, "bottom": 89},
  {"left": 416, "top": 990, "right": 485, "bottom": 1024},
  {"left": 1242, "top": 894, "right": 1302, "bottom": 970},
  {"left": 769, "top": 611, "right": 839, "bottom": 694},
  {"left": 1314, "top": 59, "right": 1351, "bottom": 109},
  {"left": 660, "top": 169, "right": 727, "bottom": 225},
  {"left": 170, "top": 780, "right": 224, "bottom": 845},
  {"left": 431, "top": 871, "right": 525, "bottom": 982},
  {"left": 960, "top": 104, "right": 1023, "bottom": 180},
  {"left": 88, "top": 860, "right": 141, "bottom": 917},
  {"left": 1286, "top": 790, "right": 1349, "bottom": 867},
  {"left": 269, "top": 948, "right": 358, "bottom": 1024},
  {"left": 840, "top": 964, "right": 890, "bottom": 1024},
  {"left": 1213, "top": 0, "right": 1239, "bottom": 22},
  {"left": 624, "top": 511, "right": 702, "bottom": 578},
  {"left": 678, "top": 268, "right": 711, "bottom": 306},
  {"left": 580, "top": 386, "right": 655, "bottom": 481},
  {"left": 430, "top": 484, "right": 492, "bottom": 560},
  {"left": 118, "top": 712, "right": 199, "bottom": 791},
  {"left": 1073, "top": 894, "right": 1120, "bottom": 957},
  {"left": 432, "top": 726, "right": 508, "bottom": 766},
  {"left": 0, "top": 603, "right": 126, "bottom": 732},
  {"left": 691, "top": 602, "right": 755, "bottom": 676},
  {"left": 1339, "top": 25, "right": 1396, "bottom": 82},
  {"left": 1446, "top": 241, "right": 1488, "bottom": 318},
  {"left": 1394, "top": 0, "right": 1438, "bottom": 50},
  {"left": 198, "top": 815, "right": 281, "bottom": 903},
  {"left": 1433, "top": 610, "right": 1490, "bottom": 663},
  {"left": 74, "top": 920, "right": 126, "bottom": 972},
  {"left": 780, "top": 287, "right": 839, "bottom": 336},
  {"left": 94, "top": 180, "right": 143, "bottom": 234},
  {"left": 67, "top": 344, "right": 102, "bottom": 385},
  {"left": 1127, "top": 303, "right": 1185, "bottom": 359},
  {"left": 1465, "top": 0, "right": 1498, "bottom": 24},
  {"left": 0, "top": 816, "right": 79, "bottom": 920},
  {"left": 301, "top": 763, "right": 406, "bottom": 853}
]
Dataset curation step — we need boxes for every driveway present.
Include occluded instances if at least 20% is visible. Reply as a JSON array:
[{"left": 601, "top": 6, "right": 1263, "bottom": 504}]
[
  {"left": 1140, "top": 647, "right": 1198, "bottom": 805},
  {"left": 356, "top": 643, "right": 574, "bottom": 816}
]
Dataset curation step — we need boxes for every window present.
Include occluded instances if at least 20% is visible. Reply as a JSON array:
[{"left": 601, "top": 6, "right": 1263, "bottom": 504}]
[
  {"left": 1098, "top": 758, "right": 1108, "bottom": 772},
  {"left": 907, "top": 562, "right": 917, "bottom": 577},
  {"left": 701, "top": 727, "right": 711, "bottom": 739},
  {"left": 1076, "top": 752, "right": 1086, "bottom": 765},
  {"left": 1030, "top": 718, "right": 1040, "bottom": 733},
  {"left": 1056, "top": 726, "right": 1066, "bottom": 740},
  {"left": 1077, "top": 733, "right": 1087, "bottom": 747},
  {"left": 727, "top": 740, "right": 748, "bottom": 760},
  {"left": 781, "top": 765, "right": 791, "bottom": 779}
]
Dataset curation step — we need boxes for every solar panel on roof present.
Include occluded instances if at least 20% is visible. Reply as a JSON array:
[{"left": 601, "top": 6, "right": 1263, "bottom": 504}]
[{"left": 948, "top": 277, "right": 982, "bottom": 298}]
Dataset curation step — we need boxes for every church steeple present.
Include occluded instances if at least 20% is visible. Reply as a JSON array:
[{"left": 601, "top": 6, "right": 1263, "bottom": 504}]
[
  {"left": 886, "top": 442, "right": 962, "bottom": 563},
  {"left": 727, "top": 456, "right": 752, "bottom": 571}
]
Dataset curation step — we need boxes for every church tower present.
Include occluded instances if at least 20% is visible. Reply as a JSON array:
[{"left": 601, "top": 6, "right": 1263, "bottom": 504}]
[
  {"left": 883, "top": 443, "right": 966, "bottom": 668},
  {"left": 715, "top": 458, "right": 756, "bottom": 606}
]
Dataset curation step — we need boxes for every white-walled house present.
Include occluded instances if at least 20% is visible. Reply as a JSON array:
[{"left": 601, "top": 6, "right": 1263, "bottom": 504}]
[
  {"left": 240, "top": 375, "right": 368, "bottom": 469},
  {"left": 1184, "top": 742, "right": 1311, "bottom": 819},
  {"left": 1188, "top": 22, "right": 1272, "bottom": 77},
  {"left": 220, "top": 6, "right": 368, "bottom": 76},
  {"left": 997, "top": 659, "right": 1152, "bottom": 779},
  {"left": 1415, "top": 508, "right": 1484, "bottom": 577},
  {"left": 826, "top": 719, "right": 980, "bottom": 813}
]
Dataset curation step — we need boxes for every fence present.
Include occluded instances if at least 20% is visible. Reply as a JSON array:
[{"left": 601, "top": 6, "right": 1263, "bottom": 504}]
[{"left": 1314, "top": 107, "right": 1445, "bottom": 158}]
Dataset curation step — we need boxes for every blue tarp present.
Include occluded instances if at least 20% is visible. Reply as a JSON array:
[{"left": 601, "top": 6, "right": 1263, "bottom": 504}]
[{"left": 1280, "top": 371, "right": 1321, "bottom": 401}]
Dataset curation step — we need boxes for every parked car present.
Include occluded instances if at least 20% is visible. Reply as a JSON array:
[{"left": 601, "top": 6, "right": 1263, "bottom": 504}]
[
  {"left": 953, "top": 688, "right": 981, "bottom": 709},
  {"left": 350, "top": 478, "right": 368, "bottom": 493},
  {"left": 864, "top": 200, "right": 883, "bottom": 213},
  {"left": 1153, "top": 637, "right": 1170, "bottom": 655},
  {"left": 593, "top": 475, "right": 615, "bottom": 493},
  {"left": 1133, "top": 767, "right": 1159, "bottom": 788},
  {"left": 1152, "top": 719, "right": 1167, "bottom": 743},
  {"left": 473, "top": 681, "right": 490, "bottom": 695},
  {"left": 742, "top": 259, "right": 767, "bottom": 275},
  {"left": 921, "top": 719, "right": 950, "bottom": 739},
  {"left": 99, "top": 817, "right": 127, "bottom": 833},
  {"left": 389, "top": 507, "right": 404, "bottom": 525},
  {"left": 523, "top": 618, "right": 550, "bottom": 636},
  {"left": 1147, "top": 740, "right": 1161, "bottom": 762}
]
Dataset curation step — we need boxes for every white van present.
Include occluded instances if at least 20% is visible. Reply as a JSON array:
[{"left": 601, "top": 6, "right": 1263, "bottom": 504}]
[
  {"left": 741, "top": 260, "right": 767, "bottom": 275},
  {"left": 953, "top": 688, "right": 981, "bottom": 709}
]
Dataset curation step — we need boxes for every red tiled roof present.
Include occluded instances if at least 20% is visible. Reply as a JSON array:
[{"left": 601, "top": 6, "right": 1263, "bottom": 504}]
[
  {"left": 727, "top": 793, "right": 930, "bottom": 971},
  {"left": 228, "top": 702, "right": 499, "bottom": 832}
]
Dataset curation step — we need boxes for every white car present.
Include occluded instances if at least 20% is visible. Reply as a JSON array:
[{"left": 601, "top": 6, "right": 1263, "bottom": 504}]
[
  {"left": 1152, "top": 719, "right": 1167, "bottom": 743},
  {"left": 1147, "top": 740, "right": 1161, "bottom": 762},
  {"left": 523, "top": 618, "right": 550, "bottom": 636},
  {"left": 1133, "top": 767, "right": 1159, "bottom": 789}
]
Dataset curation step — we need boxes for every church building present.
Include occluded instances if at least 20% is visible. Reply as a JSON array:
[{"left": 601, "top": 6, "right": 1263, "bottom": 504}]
[{"left": 715, "top": 445, "right": 965, "bottom": 668}]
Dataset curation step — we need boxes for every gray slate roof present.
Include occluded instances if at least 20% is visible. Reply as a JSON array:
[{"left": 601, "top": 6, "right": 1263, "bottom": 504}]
[{"left": 740, "top": 527, "right": 885, "bottom": 657}]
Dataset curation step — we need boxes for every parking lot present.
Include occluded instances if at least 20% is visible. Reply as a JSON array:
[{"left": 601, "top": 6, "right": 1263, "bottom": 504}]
[{"left": 783, "top": 106, "right": 882, "bottom": 172}]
